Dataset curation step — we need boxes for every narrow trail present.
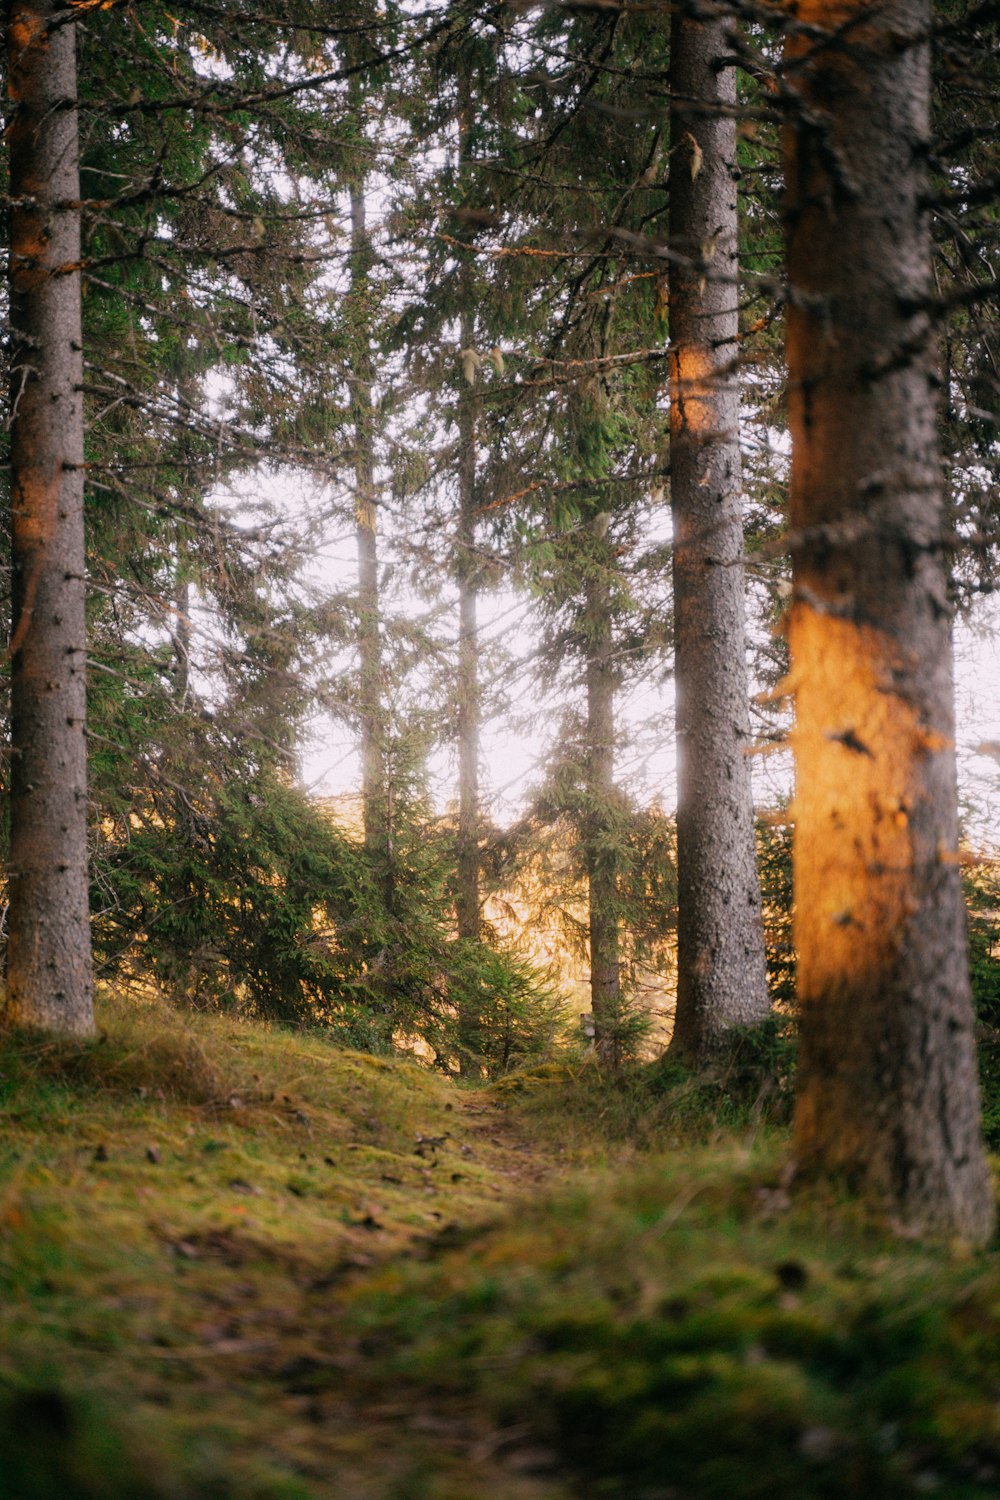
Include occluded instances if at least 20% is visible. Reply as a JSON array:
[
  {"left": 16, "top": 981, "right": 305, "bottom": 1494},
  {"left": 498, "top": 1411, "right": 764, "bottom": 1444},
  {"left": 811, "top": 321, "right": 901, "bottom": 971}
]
[
  {"left": 159, "top": 1085, "right": 578, "bottom": 1500},
  {"left": 0, "top": 1011, "right": 581, "bottom": 1499},
  {"left": 458, "top": 1090, "right": 566, "bottom": 1196}
]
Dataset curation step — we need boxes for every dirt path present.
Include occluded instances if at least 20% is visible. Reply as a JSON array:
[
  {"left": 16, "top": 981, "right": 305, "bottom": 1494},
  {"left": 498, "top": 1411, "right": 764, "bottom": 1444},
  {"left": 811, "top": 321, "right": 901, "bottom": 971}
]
[
  {"left": 0, "top": 1013, "right": 577, "bottom": 1500},
  {"left": 458, "top": 1092, "right": 565, "bottom": 1194},
  {"left": 144, "top": 1087, "right": 576, "bottom": 1500}
]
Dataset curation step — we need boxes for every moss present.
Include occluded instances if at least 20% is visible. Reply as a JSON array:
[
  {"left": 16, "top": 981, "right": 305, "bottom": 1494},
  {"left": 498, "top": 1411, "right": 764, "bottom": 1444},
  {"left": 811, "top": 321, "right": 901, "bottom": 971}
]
[
  {"left": 3, "top": 992, "right": 1000, "bottom": 1499},
  {"left": 342, "top": 1153, "right": 1000, "bottom": 1498},
  {"left": 0, "top": 992, "right": 570, "bottom": 1499}
]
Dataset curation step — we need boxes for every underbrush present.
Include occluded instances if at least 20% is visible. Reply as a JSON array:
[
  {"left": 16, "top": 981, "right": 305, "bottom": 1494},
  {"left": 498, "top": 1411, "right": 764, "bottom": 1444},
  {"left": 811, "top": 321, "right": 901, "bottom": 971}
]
[{"left": 493, "top": 1015, "right": 796, "bottom": 1155}]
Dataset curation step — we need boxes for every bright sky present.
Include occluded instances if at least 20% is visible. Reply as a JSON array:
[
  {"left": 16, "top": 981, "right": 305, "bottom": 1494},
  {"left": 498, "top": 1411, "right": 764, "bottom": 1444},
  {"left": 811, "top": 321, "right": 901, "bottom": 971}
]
[{"left": 299, "top": 582, "right": 1000, "bottom": 855}]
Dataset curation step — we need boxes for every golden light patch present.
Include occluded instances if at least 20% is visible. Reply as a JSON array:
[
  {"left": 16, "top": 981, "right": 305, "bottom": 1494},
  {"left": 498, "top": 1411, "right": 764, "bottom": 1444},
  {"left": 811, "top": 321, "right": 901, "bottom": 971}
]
[
  {"left": 669, "top": 345, "right": 719, "bottom": 439},
  {"left": 788, "top": 601, "right": 943, "bottom": 996}
]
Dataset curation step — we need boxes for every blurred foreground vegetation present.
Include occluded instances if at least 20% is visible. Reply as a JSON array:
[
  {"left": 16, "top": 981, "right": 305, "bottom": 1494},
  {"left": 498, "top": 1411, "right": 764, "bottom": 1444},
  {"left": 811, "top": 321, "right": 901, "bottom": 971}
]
[{"left": 2, "top": 995, "right": 1000, "bottom": 1498}]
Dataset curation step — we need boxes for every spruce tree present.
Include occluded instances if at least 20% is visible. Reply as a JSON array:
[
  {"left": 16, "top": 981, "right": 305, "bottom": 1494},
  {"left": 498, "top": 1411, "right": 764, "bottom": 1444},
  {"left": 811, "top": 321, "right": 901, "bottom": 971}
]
[
  {"left": 5, "top": 0, "right": 93, "bottom": 1035},
  {"left": 667, "top": 0, "right": 770, "bottom": 1060},
  {"left": 783, "top": 0, "right": 995, "bottom": 1241}
]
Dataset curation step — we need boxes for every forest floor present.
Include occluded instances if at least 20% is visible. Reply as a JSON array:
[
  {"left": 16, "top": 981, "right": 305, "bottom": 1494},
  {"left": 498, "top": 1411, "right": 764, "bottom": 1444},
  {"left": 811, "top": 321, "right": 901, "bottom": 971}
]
[{"left": 3, "top": 996, "right": 1000, "bottom": 1499}]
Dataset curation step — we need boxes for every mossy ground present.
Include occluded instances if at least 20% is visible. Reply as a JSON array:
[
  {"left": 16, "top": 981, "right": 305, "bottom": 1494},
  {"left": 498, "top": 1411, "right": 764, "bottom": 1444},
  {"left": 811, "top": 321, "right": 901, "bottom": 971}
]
[{"left": 2, "top": 997, "right": 1000, "bottom": 1498}]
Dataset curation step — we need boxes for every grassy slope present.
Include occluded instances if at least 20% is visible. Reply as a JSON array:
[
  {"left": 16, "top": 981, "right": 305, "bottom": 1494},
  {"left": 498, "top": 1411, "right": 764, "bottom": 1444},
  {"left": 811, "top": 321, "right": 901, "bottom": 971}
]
[{"left": 2, "top": 997, "right": 1000, "bottom": 1499}]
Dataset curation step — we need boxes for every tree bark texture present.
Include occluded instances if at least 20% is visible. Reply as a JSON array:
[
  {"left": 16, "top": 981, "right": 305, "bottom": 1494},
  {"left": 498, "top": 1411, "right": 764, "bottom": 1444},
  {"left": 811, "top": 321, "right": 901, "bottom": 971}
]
[
  {"left": 455, "top": 304, "right": 482, "bottom": 1072},
  {"left": 668, "top": 7, "right": 769, "bottom": 1061},
  {"left": 349, "top": 184, "right": 384, "bottom": 857},
  {"left": 4, "top": 0, "right": 94, "bottom": 1034},
  {"left": 174, "top": 569, "right": 192, "bottom": 706},
  {"left": 584, "top": 554, "right": 622, "bottom": 1066},
  {"left": 784, "top": 0, "right": 994, "bottom": 1242},
  {"left": 455, "top": 373, "right": 480, "bottom": 952},
  {"left": 453, "top": 70, "right": 482, "bottom": 1071},
  {"left": 455, "top": 65, "right": 481, "bottom": 946}
]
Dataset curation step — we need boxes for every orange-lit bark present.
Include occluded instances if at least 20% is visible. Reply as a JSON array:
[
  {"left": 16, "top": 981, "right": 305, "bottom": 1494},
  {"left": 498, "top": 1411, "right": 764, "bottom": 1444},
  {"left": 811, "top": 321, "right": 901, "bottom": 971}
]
[
  {"left": 668, "top": 8, "right": 769, "bottom": 1060},
  {"left": 784, "top": 0, "right": 994, "bottom": 1239},
  {"left": 4, "top": 0, "right": 93, "bottom": 1034}
]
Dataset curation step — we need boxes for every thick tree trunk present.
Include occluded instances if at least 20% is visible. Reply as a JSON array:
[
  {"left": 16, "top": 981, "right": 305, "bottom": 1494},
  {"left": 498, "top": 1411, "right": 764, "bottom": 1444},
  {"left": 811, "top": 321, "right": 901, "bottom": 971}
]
[
  {"left": 4, "top": 1, "right": 93, "bottom": 1034},
  {"left": 349, "top": 184, "right": 384, "bottom": 856},
  {"left": 584, "top": 551, "right": 622, "bottom": 1066},
  {"left": 668, "top": 8, "right": 769, "bottom": 1062},
  {"left": 784, "top": 0, "right": 994, "bottom": 1242}
]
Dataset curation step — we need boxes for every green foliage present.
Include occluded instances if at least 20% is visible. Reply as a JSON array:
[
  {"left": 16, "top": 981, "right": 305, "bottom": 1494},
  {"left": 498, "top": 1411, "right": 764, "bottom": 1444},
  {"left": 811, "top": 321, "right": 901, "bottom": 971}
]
[
  {"left": 447, "top": 941, "right": 569, "bottom": 1079},
  {"left": 0, "top": 997, "right": 547, "bottom": 1500},
  {"left": 91, "top": 710, "right": 560, "bottom": 1074},
  {"left": 53, "top": 2, "right": 385, "bottom": 1055},
  {"left": 0, "top": 1387, "right": 184, "bottom": 1500},
  {"left": 964, "top": 858, "right": 1000, "bottom": 1147},
  {"left": 93, "top": 723, "right": 371, "bottom": 1030},
  {"left": 348, "top": 1143, "right": 1000, "bottom": 1500},
  {"left": 758, "top": 817, "right": 796, "bottom": 1010},
  {"left": 503, "top": 1017, "right": 794, "bottom": 1153}
]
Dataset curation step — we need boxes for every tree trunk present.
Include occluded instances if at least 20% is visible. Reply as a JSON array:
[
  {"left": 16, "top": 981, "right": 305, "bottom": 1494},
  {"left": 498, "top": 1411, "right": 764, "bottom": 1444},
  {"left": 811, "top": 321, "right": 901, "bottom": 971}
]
[
  {"left": 455, "top": 302, "right": 482, "bottom": 1071},
  {"left": 668, "top": 9, "right": 769, "bottom": 1062},
  {"left": 456, "top": 451, "right": 479, "bottom": 952},
  {"left": 784, "top": 0, "right": 994, "bottom": 1242},
  {"left": 349, "top": 183, "right": 384, "bottom": 856},
  {"left": 454, "top": 66, "right": 482, "bottom": 1073},
  {"left": 174, "top": 571, "right": 192, "bottom": 706},
  {"left": 584, "top": 545, "right": 622, "bottom": 1066},
  {"left": 4, "top": 0, "right": 93, "bottom": 1035}
]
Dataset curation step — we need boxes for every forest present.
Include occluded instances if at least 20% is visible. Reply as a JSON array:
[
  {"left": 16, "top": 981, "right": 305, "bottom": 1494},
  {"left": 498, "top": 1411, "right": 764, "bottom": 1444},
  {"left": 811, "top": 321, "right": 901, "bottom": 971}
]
[{"left": 3, "top": 0, "right": 1000, "bottom": 1494}]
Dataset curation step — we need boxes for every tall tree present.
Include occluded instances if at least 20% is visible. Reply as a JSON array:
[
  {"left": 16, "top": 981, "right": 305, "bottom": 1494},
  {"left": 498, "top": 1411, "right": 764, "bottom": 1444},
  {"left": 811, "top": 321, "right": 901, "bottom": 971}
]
[
  {"left": 667, "top": 1, "right": 770, "bottom": 1061},
  {"left": 4, "top": 0, "right": 93, "bottom": 1034},
  {"left": 448, "top": 2, "right": 671, "bottom": 1058},
  {"left": 454, "top": 63, "right": 484, "bottom": 1071},
  {"left": 349, "top": 175, "right": 385, "bottom": 855},
  {"left": 582, "top": 515, "right": 624, "bottom": 1063},
  {"left": 783, "top": 0, "right": 995, "bottom": 1240},
  {"left": 455, "top": 304, "right": 481, "bottom": 955}
]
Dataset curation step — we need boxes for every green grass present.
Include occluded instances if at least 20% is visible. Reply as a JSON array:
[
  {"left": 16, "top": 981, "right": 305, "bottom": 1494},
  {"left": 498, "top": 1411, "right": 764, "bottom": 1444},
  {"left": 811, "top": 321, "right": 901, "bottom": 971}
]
[
  {"left": 0, "top": 992, "right": 558, "bottom": 1498},
  {"left": 2, "top": 995, "right": 1000, "bottom": 1498},
  {"left": 342, "top": 1146, "right": 1000, "bottom": 1498}
]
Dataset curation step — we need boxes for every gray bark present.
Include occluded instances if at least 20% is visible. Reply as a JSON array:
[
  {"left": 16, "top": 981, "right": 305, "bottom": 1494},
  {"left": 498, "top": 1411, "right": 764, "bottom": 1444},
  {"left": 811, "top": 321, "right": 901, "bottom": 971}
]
[
  {"left": 784, "top": 0, "right": 994, "bottom": 1242},
  {"left": 349, "top": 184, "right": 384, "bottom": 856},
  {"left": 455, "top": 396, "right": 480, "bottom": 951},
  {"left": 584, "top": 548, "right": 622, "bottom": 1065},
  {"left": 455, "top": 67, "right": 482, "bottom": 1070},
  {"left": 4, "top": 0, "right": 94, "bottom": 1035},
  {"left": 174, "top": 570, "right": 192, "bottom": 706},
  {"left": 668, "top": 8, "right": 769, "bottom": 1061},
  {"left": 455, "top": 302, "right": 482, "bottom": 1073}
]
